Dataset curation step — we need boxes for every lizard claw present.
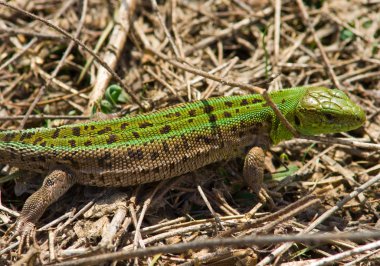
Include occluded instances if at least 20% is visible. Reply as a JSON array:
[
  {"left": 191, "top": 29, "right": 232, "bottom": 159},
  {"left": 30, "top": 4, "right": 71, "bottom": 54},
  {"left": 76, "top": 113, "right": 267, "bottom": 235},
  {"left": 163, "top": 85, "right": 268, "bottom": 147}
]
[
  {"left": 15, "top": 219, "right": 37, "bottom": 255},
  {"left": 257, "top": 187, "right": 276, "bottom": 209},
  {"left": 1, "top": 218, "right": 37, "bottom": 255}
]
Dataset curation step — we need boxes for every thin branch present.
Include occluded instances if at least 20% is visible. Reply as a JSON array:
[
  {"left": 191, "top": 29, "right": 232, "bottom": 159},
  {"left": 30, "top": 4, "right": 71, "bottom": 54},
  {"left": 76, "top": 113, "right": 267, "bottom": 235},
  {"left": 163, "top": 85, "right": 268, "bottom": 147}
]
[
  {"left": 296, "top": 0, "right": 341, "bottom": 89},
  {"left": 310, "top": 240, "right": 380, "bottom": 266},
  {"left": 19, "top": 0, "right": 88, "bottom": 128},
  {"left": 257, "top": 172, "right": 380, "bottom": 265},
  {"left": 51, "top": 231, "right": 380, "bottom": 266},
  {"left": 150, "top": 0, "right": 181, "bottom": 57},
  {"left": 0, "top": 27, "right": 64, "bottom": 40},
  {"left": 0, "top": 0, "right": 145, "bottom": 110}
]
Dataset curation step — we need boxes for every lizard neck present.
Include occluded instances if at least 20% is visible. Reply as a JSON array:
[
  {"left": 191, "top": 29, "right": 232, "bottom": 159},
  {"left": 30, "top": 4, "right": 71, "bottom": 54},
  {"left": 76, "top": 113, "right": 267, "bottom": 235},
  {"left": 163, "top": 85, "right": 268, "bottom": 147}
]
[{"left": 266, "top": 88, "right": 308, "bottom": 144}]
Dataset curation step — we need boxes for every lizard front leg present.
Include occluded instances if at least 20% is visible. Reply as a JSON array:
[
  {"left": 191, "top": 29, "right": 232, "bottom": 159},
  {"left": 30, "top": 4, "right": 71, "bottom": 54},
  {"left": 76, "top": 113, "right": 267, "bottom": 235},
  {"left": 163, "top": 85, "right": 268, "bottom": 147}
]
[
  {"left": 5, "top": 168, "right": 76, "bottom": 253},
  {"left": 243, "top": 147, "right": 265, "bottom": 194},
  {"left": 243, "top": 147, "right": 274, "bottom": 205}
]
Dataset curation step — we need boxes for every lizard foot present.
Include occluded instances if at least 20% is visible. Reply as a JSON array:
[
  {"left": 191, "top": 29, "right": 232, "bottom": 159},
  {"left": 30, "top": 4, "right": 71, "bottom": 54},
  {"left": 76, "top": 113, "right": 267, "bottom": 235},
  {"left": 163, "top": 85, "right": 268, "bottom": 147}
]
[
  {"left": 257, "top": 186, "right": 276, "bottom": 209},
  {"left": 2, "top": 218, "right": 37, "bottom": 255}
]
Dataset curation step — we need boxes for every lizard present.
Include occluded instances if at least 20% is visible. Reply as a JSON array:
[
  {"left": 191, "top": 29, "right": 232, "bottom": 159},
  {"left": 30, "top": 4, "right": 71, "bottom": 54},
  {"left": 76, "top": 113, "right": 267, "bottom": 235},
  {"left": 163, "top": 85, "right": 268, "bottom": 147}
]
[{"left": 0, "top": 86, "right": 365, "bottom": 251}]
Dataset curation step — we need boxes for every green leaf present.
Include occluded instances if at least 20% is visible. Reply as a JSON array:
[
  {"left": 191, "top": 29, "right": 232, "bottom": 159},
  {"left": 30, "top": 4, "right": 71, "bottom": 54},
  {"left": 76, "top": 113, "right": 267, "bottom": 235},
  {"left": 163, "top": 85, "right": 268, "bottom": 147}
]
[
  {"left": 340, "top": 28, "right": 355, "bottom": 41},
  {"left": 271, "top": 165, "right": 299, "bottom": 181},
  {"left": 105, "top": 85, "right": 122, "bottom": 105},
  {"left": 100, "top": 85, "right": 131, "bottom": 113},
  {"left": 279, "top": 153, "right": 289, "bottom": 162},
  {"left": 363, "top": 20, "right": 373, "bottom": 29},
  {"left": 100, "top": 99, "right": 114, "bottom": 113}
]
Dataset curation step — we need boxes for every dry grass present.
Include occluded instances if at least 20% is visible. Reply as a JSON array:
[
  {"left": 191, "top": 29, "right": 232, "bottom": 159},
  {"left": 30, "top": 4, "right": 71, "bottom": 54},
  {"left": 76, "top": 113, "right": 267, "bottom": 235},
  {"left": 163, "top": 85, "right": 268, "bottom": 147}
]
[{"left": 0, "top": 0, "right": 380, "bottom": 265}]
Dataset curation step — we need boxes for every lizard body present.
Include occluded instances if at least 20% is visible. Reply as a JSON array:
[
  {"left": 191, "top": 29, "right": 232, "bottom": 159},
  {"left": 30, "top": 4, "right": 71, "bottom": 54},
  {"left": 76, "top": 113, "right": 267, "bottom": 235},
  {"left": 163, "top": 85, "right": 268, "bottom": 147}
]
[{"left": 0, "top": 86, "right": 365, "bottom": 249}]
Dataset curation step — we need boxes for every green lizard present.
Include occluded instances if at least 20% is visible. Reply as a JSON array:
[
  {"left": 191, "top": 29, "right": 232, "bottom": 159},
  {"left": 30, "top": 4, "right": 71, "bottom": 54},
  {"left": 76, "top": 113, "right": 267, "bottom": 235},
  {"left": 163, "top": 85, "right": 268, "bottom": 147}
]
[{"left": 0, "top": 86, "right": 365, "bottom": 250}]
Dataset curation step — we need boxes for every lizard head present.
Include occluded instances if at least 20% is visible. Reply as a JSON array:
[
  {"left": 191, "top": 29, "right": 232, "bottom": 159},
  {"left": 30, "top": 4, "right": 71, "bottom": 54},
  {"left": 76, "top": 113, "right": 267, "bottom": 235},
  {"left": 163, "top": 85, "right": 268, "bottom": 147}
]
[{"left": 293, "top": 87, "right": 365, "bottom": 135}]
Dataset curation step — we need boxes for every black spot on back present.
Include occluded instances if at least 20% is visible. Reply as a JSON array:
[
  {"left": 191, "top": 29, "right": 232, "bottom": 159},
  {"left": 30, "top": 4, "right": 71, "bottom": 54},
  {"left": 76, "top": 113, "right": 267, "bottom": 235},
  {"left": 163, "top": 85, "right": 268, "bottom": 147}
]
[
  {"left": 203, "top": 104, "right": 214, "bottom": 113},
  {"left": 33, "top": 137, "right": 43, "bottom": 145},
  {"left": 72, "top": 127, "right": 81, "bottom": 137},
  {"left": 84, "top": 140, "right": 92, "bottom": 146},
  {"left": 20, "top": 132, "right": 33, "bottom": 141},
  {"left": 51, "top": 128, "right": 61, "bottom": 139},
  {"left": 107, "top": 134, "right": 117, "bottom": 144},
  {"left": 188, "top": 109, "right": 196, "bottom": 117},
  {"left": 97, "top": 127, "right": 112, "bottom": 135},
  {"left": 225, "top": 101, "right": 233, "bottom": 107},
  {"left": 121, "top": 122, "right": 129, "bottom": 130},
  {"left": 68, "top": 140, "right": 76, "bottom": 148},
  {"left": 240, "top": 99, "right": 249, "bottom": 106},
  {"left": 252, "top": 98, "right": 263, "bottom": 104},
  {"left": 139, "top": 122, "right": 153, "bottom": 128},
  {"left": 160, "top": 125, "right": 171, "bottom": 134},
  {"left": 209, "top": 114, "right": 217, "bottom": 123},
  {"left": 223, "top": 111, "right": 232, "bottom": 118}
]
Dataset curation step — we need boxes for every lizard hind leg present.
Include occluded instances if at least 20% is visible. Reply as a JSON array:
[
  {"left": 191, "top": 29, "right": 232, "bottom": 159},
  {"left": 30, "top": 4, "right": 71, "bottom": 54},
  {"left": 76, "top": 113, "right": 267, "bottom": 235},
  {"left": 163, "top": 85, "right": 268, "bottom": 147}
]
[{"left": 3, "top": 168, "right": 76, "bottom": 254}]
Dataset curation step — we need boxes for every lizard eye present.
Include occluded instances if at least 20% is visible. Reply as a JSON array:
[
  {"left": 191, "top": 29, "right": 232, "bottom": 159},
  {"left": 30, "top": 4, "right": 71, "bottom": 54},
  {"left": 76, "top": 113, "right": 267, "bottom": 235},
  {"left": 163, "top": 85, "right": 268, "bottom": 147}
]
[
  {"left": 324, "top": 113, "right": 334, "bottom": 121},
  {"left": 294, "top": 115, "right": 301, "bottom": 126}
]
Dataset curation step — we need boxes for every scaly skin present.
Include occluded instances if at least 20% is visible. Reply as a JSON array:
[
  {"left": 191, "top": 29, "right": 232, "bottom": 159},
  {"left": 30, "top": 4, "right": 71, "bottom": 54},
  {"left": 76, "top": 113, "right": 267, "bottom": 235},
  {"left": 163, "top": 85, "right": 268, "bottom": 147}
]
[{"left": 0, "top": 86, "right": 365, "bottom": 250}]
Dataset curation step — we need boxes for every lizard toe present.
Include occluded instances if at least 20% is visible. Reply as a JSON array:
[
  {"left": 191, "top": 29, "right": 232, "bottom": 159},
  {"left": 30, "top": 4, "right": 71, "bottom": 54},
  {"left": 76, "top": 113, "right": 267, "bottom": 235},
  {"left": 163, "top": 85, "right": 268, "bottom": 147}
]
[
  {"left": 257, "top": 187, "right": 276, "bottom": 209},
  {"left": 1, "top": 223, "right": 16, "bottom": 250},
  {"left": 15, "top": 219, "right": 36, "bottom": 255},
  {"left": 2, "top": 218, "right": 37, "bottom": 255}
]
